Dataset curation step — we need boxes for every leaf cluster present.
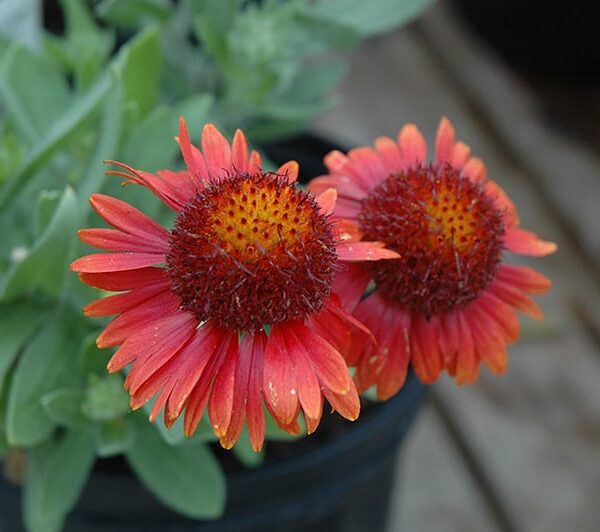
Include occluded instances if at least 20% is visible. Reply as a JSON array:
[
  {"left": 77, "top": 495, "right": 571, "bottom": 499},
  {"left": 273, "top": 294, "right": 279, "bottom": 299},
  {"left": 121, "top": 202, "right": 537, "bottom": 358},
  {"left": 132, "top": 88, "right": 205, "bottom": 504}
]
[{"left": 0, "top": 0, "right": 434, "bottom": 529}]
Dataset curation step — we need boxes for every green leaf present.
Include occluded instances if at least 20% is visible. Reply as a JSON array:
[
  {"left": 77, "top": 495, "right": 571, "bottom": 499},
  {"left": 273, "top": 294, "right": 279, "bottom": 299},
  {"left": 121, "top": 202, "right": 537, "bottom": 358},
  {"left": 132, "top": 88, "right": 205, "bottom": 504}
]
[
  {"left": 77, "top": 333, "right": 111, "bottom": 379},
  {"left": 116, "top": 26, "right": 162, "bottom": 120},
  {"left": 283, "top": 59, "right": 346, "bottom": 104},
  {"left": 0, "top": 44, "right": 70, "bottom": 143},
  {"left": 6, "top": 306, "right": 87, "bottom": 446},
  {"left": 34, "top": 190, "right": 62, "bottom": 237},
  {"left": 120, "top": 106, "right": 178, "bottom": 171},
  {"left": 41, "top": 388, "right": 87, "bottom": 429},
  {"left": 305, "top": 0, "right": 435, "bottom": 37},
  {"left": 81, "top": 374, "right": 130, "bottom": 422},
  {"left": 55, "top": 0, "right": 115, "bottom": 90},
  {"left": 142, "top": 393, "right": 216, "bottom": 446},
  {"left": 96, "top": 0, "right": 170, "bottom": 29},
  {"left": 94, "top": 418, "right": 134, "bottom": 457},
  {"left": 0, "top": 187, "right": 80, "bottom": 301},
  {"left": 24, "top": 430, "right": 95, "bottom": 532},
  {"left": 120, "top": 93, "right": 213, "bottom": 172},
  {"left": 126, "top": 417, "right": 226, "bottom": 519},
  {"left": 294, "top": 11, "right": 360, "bottom": 51},
  {"left": 0, "top": 124, "right": 25, "bottom": 183},
  {"left": 78, "top": 81, "right": 123, "bottom": 201},
  {"left": 232, "top": 427, "right": 264, "bottom": 468},
  {"left": 0, "top": 72, "right": 112, "bottom": 210},
  {"left": 188, "top": 0, "right": 241, "bottom": 64},
  {"left": 0, "top": 300, "right": 45, "bottom": 396}
]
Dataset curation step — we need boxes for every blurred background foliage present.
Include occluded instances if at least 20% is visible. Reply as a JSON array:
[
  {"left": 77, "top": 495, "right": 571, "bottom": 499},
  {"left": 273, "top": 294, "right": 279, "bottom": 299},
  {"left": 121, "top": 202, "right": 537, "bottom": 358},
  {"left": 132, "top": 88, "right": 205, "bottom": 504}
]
[{"left": 0, "top": 0, "right": 433, "bottom": 530}]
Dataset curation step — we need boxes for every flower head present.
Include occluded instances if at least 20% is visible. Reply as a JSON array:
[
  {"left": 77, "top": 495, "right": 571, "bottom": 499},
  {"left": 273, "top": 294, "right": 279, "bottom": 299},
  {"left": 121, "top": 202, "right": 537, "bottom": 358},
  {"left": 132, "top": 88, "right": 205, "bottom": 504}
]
[
  {"left": 309, "top": 117, "right": 556, "bottom": 398},
  {"left": 71, "top": 119, "right": 397, "bottom": 451}
]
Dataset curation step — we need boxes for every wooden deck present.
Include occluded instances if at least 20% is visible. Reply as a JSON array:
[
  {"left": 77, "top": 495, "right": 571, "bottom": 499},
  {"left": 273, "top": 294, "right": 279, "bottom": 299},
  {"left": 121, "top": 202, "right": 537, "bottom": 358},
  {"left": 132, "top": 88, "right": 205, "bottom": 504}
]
[{"left": 312, "top": 2, "right": 600, "bottom": 531}]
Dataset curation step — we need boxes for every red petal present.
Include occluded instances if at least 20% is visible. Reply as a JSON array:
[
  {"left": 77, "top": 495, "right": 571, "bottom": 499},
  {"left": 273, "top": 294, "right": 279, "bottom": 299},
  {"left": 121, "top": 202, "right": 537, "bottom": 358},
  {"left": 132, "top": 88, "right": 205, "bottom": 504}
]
[
  {"left": 503, "top": 228, "right": 557, "bottom": 256},
  {"left": 375, "top": 136, "right": 403, "bottom": 175},
  {"left": 309, "top": 174, "right": 367, "bottom": 201},
  {"left": 453, "top": 311, "right": 480, "bottom": 385},
  {"left": 109, "top": 311, "right": 195, "bottom": 374},
  {"left": 398, "top": 124, "right": 427, "bottom": 167},
  {"left": 322, "top": 385, "right": 360, "bottom": 421},
  {"left": 465, "top": 304, "right": 507, "bottom": 375},
  {"left": 156, "top": 169, "right": 202, "bottom": 199},
  {"left": 97, "top": 291, "right": 180, "bottom": 347},
  {"left": 208, "top": 341, "right": 238, "bottom": 442},
  {"left": 315, "top": 188, "right": 337, "bottom": 216},
  {"left": 202, "top": 123, "right": 231, "bottom": 179},
  {"left": 122, "top": 316, "right": 197, "bottom": 394},
  {"left": 334, "top": 219, "right": 363, "bottom": 243},
  {"left": 164, "top": 323, "right": 224, "bottom": 422},
  {"left": 70, "top": 252, "right": 163, "bottom": 273},
  {"left": 451, "top": 141, "right": 471, "bottom": 168},
  {"left": 220, "top": 331, "right": 259, "bottom": 449},
  {"left": 231, "top": 129, "right": 249, "bottom": 173},
  {"left": 332, "top": 263, "right": 372, "bottom": 312},
  {"left": 177, "top": 117, "right": 209, "bottom": 182},
  {"left": 324, "top": 150, "right": 348, "bottom": 174},
  {"left": 276, "top": 161, "right": 299, "bottom": 183},
  {"left": 262, "top": 325, "right": 299, "bottom": 426},
  {"left": 435, "top": 116, "right": 456, "bottom": 165},
  {"left": 462, "top": 156, "right": 486, "bottom": 183},
  {"left": 89, "top": 194, "right": 170, "bottom": 241},
  {"left": 248, "top": 150, "right": 262, "bottom": 174},
  {"left": 245, "top": 332, "right": 267, "bottom": 452},
  {"left": 78, "top": 228, "right": 167, "bottom": 254},
  {"left": 347, "top": 147, "right": 386, "bottom": 188},
  {"left": 183, "top": 331, "right": 235, "bottom": 436},
  {"left": 79, "top": 267, "right": 166, "bottom": 291},
  {"left": 84, "top": 281, "right": 170, "bottom": 317},
  {"left": 478, "top": 292, "right": 520, "bottom": 344},
  {"left": 336, "top": 241, "right": 399, "bottom": 261},
  {"left": 130, "top": 361, "right": 173, "bottom": 411},
  {"left": 495, "top": 264, "right": 551, "bottom": 294},
  {"left": 298, "top": 322, "right": 352, "bottom": 395},
  {"left": 410, "top": 315, "right": 443, "bottom": 384},
  {"left": 488, "top": 280, "right": 543, "bottom": 320},
  {"left": 485, "top": 180, "right": 520, "bottom": 226},
  {"left": 285, "top": 328, "right": 323, "bottom": 429}
]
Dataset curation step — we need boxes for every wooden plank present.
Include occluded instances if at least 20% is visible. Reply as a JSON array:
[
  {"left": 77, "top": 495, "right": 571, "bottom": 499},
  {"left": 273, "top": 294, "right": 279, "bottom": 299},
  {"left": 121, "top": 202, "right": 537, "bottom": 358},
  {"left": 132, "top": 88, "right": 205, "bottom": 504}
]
[
  {"left": 391, "top": 403, "right": 501, "bottom": 532},
  {"left": 310, "top": 5, "right": 600, "bottom": 531},
  {"left": 434, "top": 321, "right": 600, "bottom": 532}
]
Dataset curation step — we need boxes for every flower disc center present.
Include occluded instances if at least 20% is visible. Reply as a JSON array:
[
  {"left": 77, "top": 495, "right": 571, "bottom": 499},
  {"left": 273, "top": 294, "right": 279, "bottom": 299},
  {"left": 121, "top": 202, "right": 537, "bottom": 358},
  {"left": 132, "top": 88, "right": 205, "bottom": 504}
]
[
  {"left": 358, "top": 165, "right": 504, "bottom": 316},
  {"left": 166, "top": 173, "right": 337, "bottom": 330}
]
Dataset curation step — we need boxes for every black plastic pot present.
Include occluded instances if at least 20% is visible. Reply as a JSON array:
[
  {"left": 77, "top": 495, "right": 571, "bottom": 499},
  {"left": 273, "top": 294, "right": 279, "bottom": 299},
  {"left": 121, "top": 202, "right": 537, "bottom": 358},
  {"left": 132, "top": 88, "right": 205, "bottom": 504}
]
[
  {"left": 1, "top": 136, "right": 425, "bottom": 531},
  {"left": 0, "top": 373, "right": 424, "bottom": 532}
]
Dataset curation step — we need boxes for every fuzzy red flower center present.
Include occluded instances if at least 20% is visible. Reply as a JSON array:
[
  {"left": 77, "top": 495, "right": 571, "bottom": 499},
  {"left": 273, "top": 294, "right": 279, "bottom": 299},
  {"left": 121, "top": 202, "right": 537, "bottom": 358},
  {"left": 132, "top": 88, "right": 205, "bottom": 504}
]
[
  {"left": 166, "top": 173, "right": 337, "bottom": 330},
  {"left": 358, "top": 164, "right": 504, "bottom": 316}
]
